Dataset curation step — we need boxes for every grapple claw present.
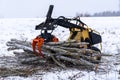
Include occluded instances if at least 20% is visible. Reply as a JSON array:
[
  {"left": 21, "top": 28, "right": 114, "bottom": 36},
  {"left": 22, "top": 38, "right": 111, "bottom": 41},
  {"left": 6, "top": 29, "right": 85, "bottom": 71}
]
[
  {"left": 32, "top": 36, "right": 45, "bottom": 58},
  {"left": 32, "top": 39, "right": 38, "bottom": 56}
]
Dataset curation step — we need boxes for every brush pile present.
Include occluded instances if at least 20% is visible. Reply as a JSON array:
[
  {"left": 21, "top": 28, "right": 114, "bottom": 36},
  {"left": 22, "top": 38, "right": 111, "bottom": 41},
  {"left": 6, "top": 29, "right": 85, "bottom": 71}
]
[{"left": 6, "top": 39, "right": 101, "bottom": 70}]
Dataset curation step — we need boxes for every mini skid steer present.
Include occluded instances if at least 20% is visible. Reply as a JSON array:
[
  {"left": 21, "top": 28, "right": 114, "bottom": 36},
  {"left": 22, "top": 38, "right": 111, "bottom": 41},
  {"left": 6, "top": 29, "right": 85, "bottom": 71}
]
[{"left": 32, "top": 5, "right": 102, "bottom": 61}]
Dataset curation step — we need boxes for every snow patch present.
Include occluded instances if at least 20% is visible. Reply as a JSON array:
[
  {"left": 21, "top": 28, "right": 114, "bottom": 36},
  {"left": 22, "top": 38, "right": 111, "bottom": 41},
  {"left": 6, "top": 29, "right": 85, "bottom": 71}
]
[{"left": 0, "top": 17, "right": 120, "bottom": 80}]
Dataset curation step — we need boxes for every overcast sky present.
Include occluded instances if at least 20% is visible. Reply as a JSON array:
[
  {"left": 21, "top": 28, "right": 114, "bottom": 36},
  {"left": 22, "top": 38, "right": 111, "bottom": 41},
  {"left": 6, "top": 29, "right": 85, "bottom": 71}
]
[{"left": 0, "top": 0, "right": 119, "bottom": 18}]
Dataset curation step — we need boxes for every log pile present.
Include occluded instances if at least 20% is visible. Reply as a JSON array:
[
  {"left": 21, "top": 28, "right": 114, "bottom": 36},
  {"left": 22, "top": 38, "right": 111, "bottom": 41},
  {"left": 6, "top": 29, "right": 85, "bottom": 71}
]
[{"left": 6, "top": 39, "right": 102, "bottom": 70}]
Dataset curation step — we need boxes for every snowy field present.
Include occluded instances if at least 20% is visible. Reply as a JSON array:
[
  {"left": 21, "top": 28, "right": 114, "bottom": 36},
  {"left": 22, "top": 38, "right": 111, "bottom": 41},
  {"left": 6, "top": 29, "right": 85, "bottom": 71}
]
[{"left": 0, "top": 17, "right": 120, "bottom": 80}]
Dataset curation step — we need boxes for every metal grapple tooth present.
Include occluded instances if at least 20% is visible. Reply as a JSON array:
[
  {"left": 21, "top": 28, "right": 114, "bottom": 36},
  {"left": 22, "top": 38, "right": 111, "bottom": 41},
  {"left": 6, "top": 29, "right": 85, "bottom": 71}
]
[
  {"left": 32, "top": 37, "right": 45, "bottom": 58},
  {"left": 37, "top": 38, "right": 45, "bottom": 58}
]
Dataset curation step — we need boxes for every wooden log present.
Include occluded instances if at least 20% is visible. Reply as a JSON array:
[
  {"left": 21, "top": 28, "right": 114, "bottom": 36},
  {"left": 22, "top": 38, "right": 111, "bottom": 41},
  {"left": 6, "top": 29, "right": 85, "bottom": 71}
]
[
  {"left": 56, "top": 56, "right": 95, "bottom": 68},
  {"left": 46, "top": 40, "right": 77, "bottom": 46}
]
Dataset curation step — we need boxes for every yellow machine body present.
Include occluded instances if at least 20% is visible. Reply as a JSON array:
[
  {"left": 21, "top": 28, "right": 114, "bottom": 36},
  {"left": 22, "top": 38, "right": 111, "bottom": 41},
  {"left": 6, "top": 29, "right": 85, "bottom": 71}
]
[
  {"left": 68, "top": 28, "right": 90, "bottom": 42},
  {"left": 68, "top": 26, "right": 102, "bottom": 50}
]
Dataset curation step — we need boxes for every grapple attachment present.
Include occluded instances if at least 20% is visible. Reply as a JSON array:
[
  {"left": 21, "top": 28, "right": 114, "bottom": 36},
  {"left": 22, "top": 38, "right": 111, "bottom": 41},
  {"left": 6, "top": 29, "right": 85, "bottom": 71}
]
[
  {"left": 32, "top": 34, "right": 59, "bottom": 58},
  {"left": 32, "top": 36, "right": 45, "bottom": 58}
]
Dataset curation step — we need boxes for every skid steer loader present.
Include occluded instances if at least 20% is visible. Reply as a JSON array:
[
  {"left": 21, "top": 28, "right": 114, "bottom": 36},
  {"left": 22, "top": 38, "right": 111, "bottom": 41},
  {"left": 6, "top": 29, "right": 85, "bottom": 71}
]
[{"left": 32, "top": 5, "right": 102, "bottom": 60}]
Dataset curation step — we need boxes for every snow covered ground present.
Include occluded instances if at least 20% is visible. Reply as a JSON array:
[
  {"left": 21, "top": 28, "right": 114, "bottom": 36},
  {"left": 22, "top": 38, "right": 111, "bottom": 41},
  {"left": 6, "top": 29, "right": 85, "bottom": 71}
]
[{"left": 0, "top": 17, "right": 120, "bottom": 80}]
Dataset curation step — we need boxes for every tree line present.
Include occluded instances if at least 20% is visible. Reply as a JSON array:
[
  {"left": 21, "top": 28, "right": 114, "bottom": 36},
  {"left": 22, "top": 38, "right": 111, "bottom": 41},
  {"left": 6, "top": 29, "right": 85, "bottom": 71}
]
[{"left": 76, "top": 11, "right": 120, "bottom": 17}]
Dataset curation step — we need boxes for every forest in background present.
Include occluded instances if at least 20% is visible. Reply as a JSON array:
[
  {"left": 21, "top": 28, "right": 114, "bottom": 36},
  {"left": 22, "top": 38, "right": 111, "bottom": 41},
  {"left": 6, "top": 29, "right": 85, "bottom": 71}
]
[{"left": 76, "top": 11, "right": 120, "bottom": 17}]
